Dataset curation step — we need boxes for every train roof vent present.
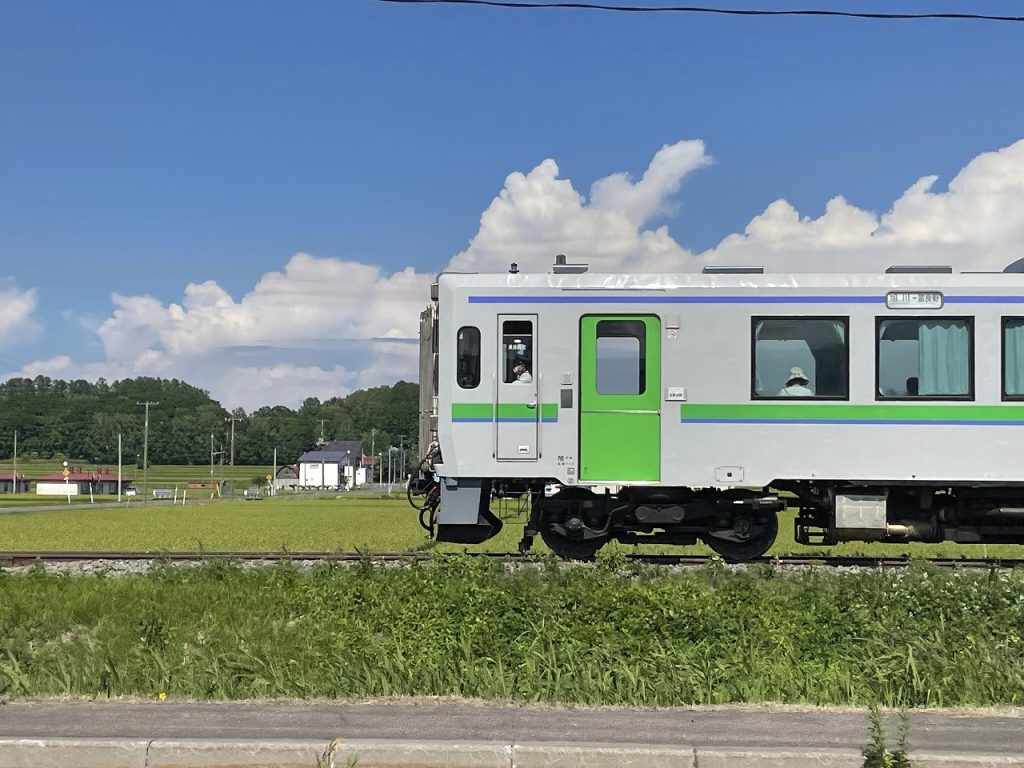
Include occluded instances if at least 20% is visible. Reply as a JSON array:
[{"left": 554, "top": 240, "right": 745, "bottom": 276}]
[
  {"left": 701, "top": 266, "right": 764, "bottom": 274},
  {"left": 1004, "top": 257, "right": 1024, "bottom": 273},
  {"left": 885, "top": 265, "right": 953, "bottom": 274},
  {"left": 552, "top": 254, "right": 588, "bottom": 274}
]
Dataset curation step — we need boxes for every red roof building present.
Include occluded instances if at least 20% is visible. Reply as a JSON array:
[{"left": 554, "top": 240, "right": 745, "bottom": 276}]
[{"left": 33, "top": 467, "right": 133, "bottom": 495}]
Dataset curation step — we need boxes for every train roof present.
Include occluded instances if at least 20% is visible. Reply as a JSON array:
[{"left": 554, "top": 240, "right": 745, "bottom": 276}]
[{"left": 436, "top": 268, "right": 1024, "bottom": 292}]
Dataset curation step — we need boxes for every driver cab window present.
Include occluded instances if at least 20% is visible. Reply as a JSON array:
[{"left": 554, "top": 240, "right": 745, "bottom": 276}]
[
  {"left": 502, "top": 320, "right": 533, "bottom": 384},
  {"left": 456, "top": 326, "right": 480, "bottom": 389}
]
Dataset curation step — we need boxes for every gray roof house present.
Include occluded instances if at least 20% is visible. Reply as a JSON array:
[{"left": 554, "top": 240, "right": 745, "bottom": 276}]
[{"left": 297, "top": 441, "right": 366, "bottom": 489}]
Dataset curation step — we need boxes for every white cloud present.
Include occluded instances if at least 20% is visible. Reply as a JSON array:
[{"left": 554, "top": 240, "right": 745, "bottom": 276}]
[
  {"left": 452, "top": 137, "right": 1024, "bottom": 276},
  {"left": 0, "top": 283, "right": 42, "bottom": 346},
  {"left": 447, "top": 140, "right": 710, "bottom": 274},
  {"left": 95, "top": 253, "right": 429, "bottom": 362},
  {"left": 701, "top": 139, "right": 1024, "bottom": 273},
  {"left": 49, "top": 253, "right": 434, "bottom": 410},
  {"left": 214, "top": 362, "right": 355, "bottom": 411}
]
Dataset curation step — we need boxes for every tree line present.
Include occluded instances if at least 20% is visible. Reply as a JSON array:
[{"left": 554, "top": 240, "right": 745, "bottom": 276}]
[{"left": 0, "top": 376, "right": 420, "bottom": 468}]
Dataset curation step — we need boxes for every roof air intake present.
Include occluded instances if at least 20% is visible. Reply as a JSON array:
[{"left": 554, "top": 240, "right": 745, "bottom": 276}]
[
  {"left": 701, "top": 266, "right": 764, "bottom": 274},
  {"left": 885, "top": 265, "right": 953, "bottom": 274},
  {"left": 552, "top": 254, "right": 588, "bottom": 274}
]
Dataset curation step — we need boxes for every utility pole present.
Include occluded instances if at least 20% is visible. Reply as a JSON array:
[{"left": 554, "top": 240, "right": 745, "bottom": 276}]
[
  {"left": 12, "top": 429, "right": 17, "bottom": 495},
  {"left": 137, "top": 401, "right": 159, "bottom": 505},
  {"left": 225, "top": 415, "right": 243, "bottom": 466},
  {"left": 370, "top": 428, "right": 376, "bottom": 484}
]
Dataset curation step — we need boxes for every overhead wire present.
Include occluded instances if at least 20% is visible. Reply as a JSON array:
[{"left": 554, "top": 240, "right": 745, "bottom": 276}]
[{"left": 377, "top": 0, "right": 1024, "bottom": 23}]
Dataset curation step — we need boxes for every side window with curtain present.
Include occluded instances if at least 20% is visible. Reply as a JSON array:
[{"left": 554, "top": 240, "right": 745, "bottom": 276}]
[
  {"left": 456, "top": 326, "right": 480, "bottom": 389},
  {"left": 1004, "top": 318, "right": 1024, "bottom": 399},
  {"left": 877, "top": 318, "right": 973, "bottom": 399},
  {"left": 751, "top": 317, "right": 848, "bottom": 399}
]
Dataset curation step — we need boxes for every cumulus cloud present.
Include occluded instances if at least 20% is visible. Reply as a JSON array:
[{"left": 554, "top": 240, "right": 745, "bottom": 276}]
[
  {"left": 452, "top": 137, "right": 1024, "bottom": 276},
  {"left": 0, "top": 283, "right": 42, "bottom": 346},
  {"left": 0, "top": 255, "right": 430, "bottom": 410},
  {"left": 701, "top": 140, "right": 1024, "bottom": 273},
  {"left": 96, "top": 254, "right": 429, "bottom": 363},
  {"left": 10, "top": 137, "right": 1024, "bottom": 410},
  {"left": 447, "top": 140, "right": 710, "bottom": 274}
]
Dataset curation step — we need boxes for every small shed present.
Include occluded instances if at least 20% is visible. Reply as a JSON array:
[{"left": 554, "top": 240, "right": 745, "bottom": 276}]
[{"left": 274, "top": 464, "right": 299, "bottom": 491}]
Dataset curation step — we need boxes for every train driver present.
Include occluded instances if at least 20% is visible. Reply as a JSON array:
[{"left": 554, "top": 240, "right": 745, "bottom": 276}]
[
  {"left": 778, "top": 366, "right": 813, "bottom": 396},
  {"left": 512, "top": 357, "right": 533, "bottom": 384}
]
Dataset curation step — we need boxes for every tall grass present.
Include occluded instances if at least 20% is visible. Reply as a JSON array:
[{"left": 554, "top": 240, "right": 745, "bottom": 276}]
[{"left": 2, "top": 555, "right": 1023, "bottom": 706}]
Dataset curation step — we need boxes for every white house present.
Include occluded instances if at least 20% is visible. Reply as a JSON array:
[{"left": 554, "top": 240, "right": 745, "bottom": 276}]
[{"left": 297, "top": 440, "right": 367, "bottom": 489}]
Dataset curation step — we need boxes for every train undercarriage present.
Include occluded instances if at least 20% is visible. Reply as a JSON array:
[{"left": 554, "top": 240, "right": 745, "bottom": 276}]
[
  {"left": 411, "top": 467, "right": 1024, "bottom": 562},
  {"left": 781, "top": 481, "right": 1024, "bottom": 548}
]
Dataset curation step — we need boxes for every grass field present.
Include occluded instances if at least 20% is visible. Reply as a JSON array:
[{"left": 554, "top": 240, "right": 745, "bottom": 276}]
[
  {"left": 1, "top": 491, "right": 1023, "bottom": 559},
  {"left": 2, "top": 557, "right": 1023, "bottom": 705}
]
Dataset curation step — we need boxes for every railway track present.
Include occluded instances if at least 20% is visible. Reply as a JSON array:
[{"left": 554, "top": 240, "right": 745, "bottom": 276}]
[{"left": 1, "top": 550, "right": 1023, "bottom": 569}]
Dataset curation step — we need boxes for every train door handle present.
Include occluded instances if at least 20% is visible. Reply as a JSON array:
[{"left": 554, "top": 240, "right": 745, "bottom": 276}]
[{"left": 527, "top": 400, "right": 537, "bottom": 409}]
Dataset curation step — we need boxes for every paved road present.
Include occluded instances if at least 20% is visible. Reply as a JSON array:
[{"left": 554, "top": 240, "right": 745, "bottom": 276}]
[{"left": 1, "top": 700, "right": 1022, "bottom": 755}]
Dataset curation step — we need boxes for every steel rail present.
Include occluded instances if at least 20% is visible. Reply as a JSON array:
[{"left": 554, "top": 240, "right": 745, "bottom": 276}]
[{"left": 1, "top": 550, "right": 1023, "bottom": 569}]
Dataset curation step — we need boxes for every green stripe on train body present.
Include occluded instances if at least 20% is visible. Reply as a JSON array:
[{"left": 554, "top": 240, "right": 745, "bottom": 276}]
[
  {"left": 680, "top": 403, "right": 1024, "bottom": 423},
  {"left": 452, "top": 403, "right": 559, "bottom": 420}
]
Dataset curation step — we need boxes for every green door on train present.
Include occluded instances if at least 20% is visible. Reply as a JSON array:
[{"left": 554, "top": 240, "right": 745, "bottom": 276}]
[{"left": 579, "top": 315, "right": 661, "bottom": 482}]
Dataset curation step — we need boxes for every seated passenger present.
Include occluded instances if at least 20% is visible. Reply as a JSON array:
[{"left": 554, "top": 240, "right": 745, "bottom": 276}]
[
  {"left": 512, "top": 357, "right": 533, "bottom": 384},
  {"left": 778, "top": 366, "right": 813, "bottom": 396}
]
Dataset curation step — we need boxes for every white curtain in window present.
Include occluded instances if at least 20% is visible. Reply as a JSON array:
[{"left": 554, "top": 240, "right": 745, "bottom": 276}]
[
  {"left": 1006, "top": 322, "right": 1024, "bottom": 396},
  {"left": 918, "top": 321, "right": 969, "bottom": 395}
]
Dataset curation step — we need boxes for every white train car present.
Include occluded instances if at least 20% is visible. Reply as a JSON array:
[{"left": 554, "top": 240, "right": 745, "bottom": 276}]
[{"left": 413, "top": 257, "right": 1024, "bottom": 561}]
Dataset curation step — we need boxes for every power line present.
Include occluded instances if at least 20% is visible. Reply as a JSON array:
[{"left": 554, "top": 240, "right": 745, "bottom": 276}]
[{"left": 377, "top": 0, "right": 1024, "bottom": 23}]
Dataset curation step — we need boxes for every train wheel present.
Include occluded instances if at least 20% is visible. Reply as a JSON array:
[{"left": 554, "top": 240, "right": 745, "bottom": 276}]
[
  {"left": 540, "top": 526, "right": 606, "bottom": 561},
  {"left": 703, "top": 513, "right": 778, "bottom": 563}
]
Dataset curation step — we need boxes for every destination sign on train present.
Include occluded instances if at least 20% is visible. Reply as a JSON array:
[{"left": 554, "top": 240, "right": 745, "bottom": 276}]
[{"left": 885, "top": 291, "right": 944, "bottom": 309}]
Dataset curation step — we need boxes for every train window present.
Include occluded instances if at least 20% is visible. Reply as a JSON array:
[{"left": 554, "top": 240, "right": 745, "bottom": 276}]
[
  {"left": 502, "top": 320, "right": 533, "bottom": 383},
  {"left": 595, "top": 319, "right": 646, "bottom": 395},
  {"left": 752, "top": 317, "right": 848, "bottom": 399},
  {"left": 456, "top": 326, "right": 481, "bottom": 389},
  {"left": 1004, "top": 318, "right": 1024, "bottom": 399},
  {"left": 877, "top": 318, "right": 973, "bottom": 399}
]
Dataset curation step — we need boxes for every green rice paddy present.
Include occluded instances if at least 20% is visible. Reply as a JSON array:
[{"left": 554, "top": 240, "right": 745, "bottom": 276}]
[{"left": 1, "top": 488, "right": 1023, "bottom": 559}]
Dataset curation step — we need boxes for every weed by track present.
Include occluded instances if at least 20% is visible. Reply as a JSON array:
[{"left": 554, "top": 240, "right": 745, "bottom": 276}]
[{"left": 1, "top": 553, "right": 1023, "bottom": 707}]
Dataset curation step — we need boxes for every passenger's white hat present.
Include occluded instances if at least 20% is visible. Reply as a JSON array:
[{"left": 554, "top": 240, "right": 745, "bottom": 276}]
[{"left": 787, "top": 366, "right": 809, "bottom": 383}]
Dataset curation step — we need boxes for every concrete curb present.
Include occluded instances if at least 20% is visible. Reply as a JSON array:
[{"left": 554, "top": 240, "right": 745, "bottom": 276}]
[
  {"left": 0, "top": 738, "right": 149, "bottom": 768},
  {"left": 1, "top": 738, "right": 1023, "bottom": 767}
]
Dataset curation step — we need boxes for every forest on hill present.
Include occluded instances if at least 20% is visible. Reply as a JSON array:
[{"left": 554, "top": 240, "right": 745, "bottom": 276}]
[{"left": 0, "top": 376, "right": 419, "bottom": 467}]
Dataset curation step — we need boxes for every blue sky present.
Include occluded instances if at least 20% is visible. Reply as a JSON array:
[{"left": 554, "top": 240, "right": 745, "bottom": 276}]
[{"left": 2, "top": 1, "right": 1023, "bottom": 409}]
